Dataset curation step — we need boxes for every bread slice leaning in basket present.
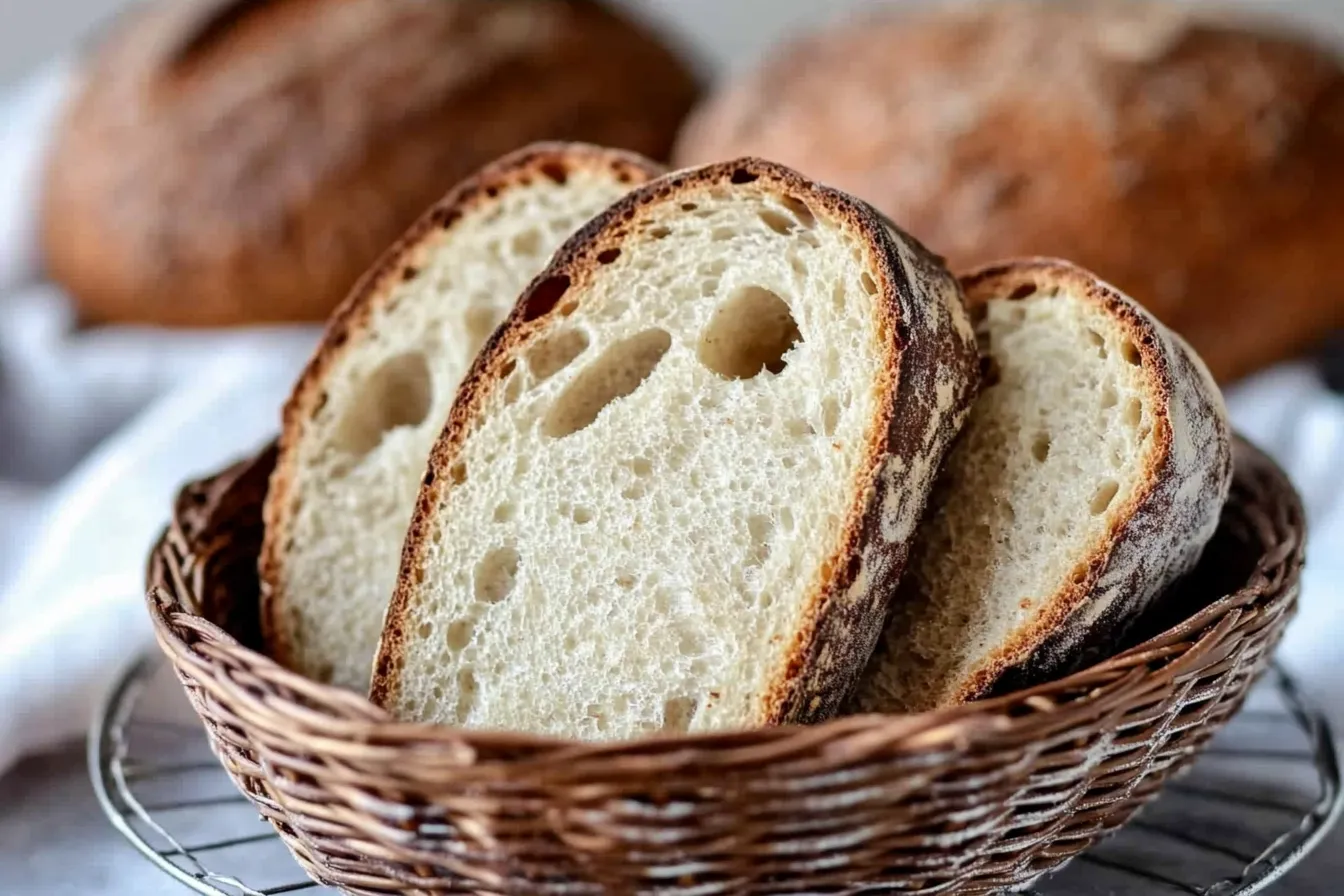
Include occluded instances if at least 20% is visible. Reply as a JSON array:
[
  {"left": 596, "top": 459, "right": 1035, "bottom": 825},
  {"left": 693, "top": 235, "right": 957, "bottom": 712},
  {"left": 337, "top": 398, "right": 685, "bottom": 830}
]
[
  {"left": 260, "top": 143, "right": 663, "bottom": 691},
  {"left": 369, "top": 158, "right": 981, "bottom": 738},
  {"left": 852, "top": 258, "right": 1234, "bottom": 715}
]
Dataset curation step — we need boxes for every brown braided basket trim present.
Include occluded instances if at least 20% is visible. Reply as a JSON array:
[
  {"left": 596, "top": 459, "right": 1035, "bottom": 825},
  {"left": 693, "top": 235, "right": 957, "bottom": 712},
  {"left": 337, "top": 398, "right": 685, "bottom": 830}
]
[{"left": 145, "top": 436, "right": 1302, "bottom": 894}]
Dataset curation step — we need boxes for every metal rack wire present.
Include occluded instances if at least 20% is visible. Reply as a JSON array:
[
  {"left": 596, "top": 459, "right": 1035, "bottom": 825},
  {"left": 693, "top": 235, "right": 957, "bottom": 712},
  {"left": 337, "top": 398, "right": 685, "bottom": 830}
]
[{"left": 90, "top": 656, "right": 1342, "bottom": 896}]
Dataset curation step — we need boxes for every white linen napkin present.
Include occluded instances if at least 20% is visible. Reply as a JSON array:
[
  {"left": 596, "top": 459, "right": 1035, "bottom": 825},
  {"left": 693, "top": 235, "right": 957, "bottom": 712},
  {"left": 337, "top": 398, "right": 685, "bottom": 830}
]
[
  {"left": 0, "top": 54, "right": 1341, "bottom": 777},
  {"left": 0, "top": 64, "right": 318, "bottom": 772}
]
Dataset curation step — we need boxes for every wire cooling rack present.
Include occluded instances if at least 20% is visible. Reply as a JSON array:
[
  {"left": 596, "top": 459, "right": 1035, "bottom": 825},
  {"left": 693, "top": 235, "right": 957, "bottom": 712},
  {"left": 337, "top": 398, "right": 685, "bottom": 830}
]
[{"left": 90, "top": 655, "right": 1341, "bottom": 896}]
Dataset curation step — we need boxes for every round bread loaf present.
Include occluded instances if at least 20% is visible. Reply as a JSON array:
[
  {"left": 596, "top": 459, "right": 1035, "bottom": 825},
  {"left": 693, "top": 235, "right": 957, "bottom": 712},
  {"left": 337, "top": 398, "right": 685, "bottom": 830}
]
[
  {"left": 40, "top": 0, "right": 699, "bottom": 327},
  {"left": 674, "top": 0, "right": 1344, "bottom": 382}
]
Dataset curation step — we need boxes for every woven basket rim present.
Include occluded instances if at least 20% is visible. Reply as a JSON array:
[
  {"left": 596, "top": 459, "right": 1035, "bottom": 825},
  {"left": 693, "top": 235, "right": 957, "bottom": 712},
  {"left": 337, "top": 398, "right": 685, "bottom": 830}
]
[{"left": 146, "top": 434, "right": 1303, "bottom": 756}]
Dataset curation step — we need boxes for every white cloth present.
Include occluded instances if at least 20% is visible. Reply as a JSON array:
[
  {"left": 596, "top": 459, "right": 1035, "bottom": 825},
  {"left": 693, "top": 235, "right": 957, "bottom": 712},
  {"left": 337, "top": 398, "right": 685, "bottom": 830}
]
[{"left": 0, "top": 60, "right": 1342, "bottom": 776}]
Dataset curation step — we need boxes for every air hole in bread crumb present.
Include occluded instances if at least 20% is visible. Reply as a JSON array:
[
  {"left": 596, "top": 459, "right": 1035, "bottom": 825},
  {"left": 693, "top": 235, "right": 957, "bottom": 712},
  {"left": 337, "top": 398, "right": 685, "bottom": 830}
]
[
  {"left": 1009, "top": 283, "right": 1037, "bottom": 301},
  {"left": 597, "top": 248, "right": 621, "bottom": 264},
  {"left": 1087, "top": 328, "right": 1108, "bottom": 358},
  {"left": 746, "top": 514, "right": 774, "bottom": 567},
  {"left": 681, "top": 202, "right": 698, "bottom": 212},
  {"left": 980, "top": 356, "right": 1002, "bottom": 388},
  {"left": 511, "top": 229, "right": 542, "bottom": 257},
  {"left": 417, "top": 621, "right": 433, "bottom": 638},
  {"left": 1090, "top": 480, "right": 1120, "bottom": 515},
  {"left": 493, "top": 502, "right": 515, "bottom": 523},
  {"left": 1100, "top": 385, "right": 1118, "bottom": 409},
  {"left": 586, "top": 705, "right": 609, "bottom": 734},
  {"left": 521, "top": 275, "right": 570, "bottom": 321},
  {"left": 760, "top": 210, "right": 793, "bottom": 235},
  {"left": 502, "top": 372, "right": 524, "bottom": 406},
  {"left": 648, "top": 225, "right": 672, "bottom": 240},
  {"left": 572, "top": 506, "right": 593, "bottom": 524},
  {"left": 622, "top": 482, "right": 647, "bottom": 501},
  {"left": 731, "top": 168, "right": 759, "bottom": 184},
  {"left": 1032, "top": 432, "right": 1051, "bottom": 463},
  {"left": 662, "top": 696, "right": 697, "bottom": 732},
  {"left": 615, "top": 572, "right": 636, "bottom": 590},
  {"left": 799, "top": 231, "right": 822, "bottom": 249},
  {"left": 780, "top": 507, "right": 796, "bottom": 533},
  {"left": 474, "top": 546, "right": 520, "bottom": 603},
  {"left": 820, "top": 397, "right": 841, "bottom": 437},
  {"left": 1122, "top": 339, "right": 1142, "bottom": 366},
  {"left": 455, "top": 669, "right": 477, "bottom": 720},
  {"left": 540, "top": 161, "right": 568, "bottom": 185},
  {"left": 782, "top": 195, "right": 816, "bottom": 229},
  {"left": 332, "top": 352, "right": 432, "bottom": 458},
  {"left": 527, "top": 328, "right": 589, "bottom": 381},
  {"left": 446, "top": 619, "right": 474, "bottom": 651},
  {"left": 1123, "top": 398, "right": 1143, "bottom": 428},
  {"left": 449, "top": 461, "right": 467, "bottom": 485},
  {"left": 860, "top": 272, "right": 878, "bottom": 295},
  {"left": 790, "top": 253, "right": 808, "bottom": 278},
  {"left": 463, "top": 305, "right": 498, "bottom": 347},
  {"left": 401, "top": 265, "right": 419, "bottom": 282},
  {"left": 628, "top": 457, "right": 653, "bottom": 477},
  {"left": 698, "top": 286, "right": 801, "bottom": 379},
  {"left": 544, "top": 328, "right": 671, "bottom": 438},
  {"left": 711, "top": 226, "right": 735, "bottom": 242},
  {"left": 785, "top": 418, "right": 813, "bottom": 438}
]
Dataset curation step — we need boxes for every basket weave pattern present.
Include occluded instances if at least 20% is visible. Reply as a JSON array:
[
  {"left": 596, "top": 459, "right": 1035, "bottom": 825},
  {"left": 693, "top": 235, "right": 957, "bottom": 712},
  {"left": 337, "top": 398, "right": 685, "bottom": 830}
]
[{"left": 146, "top": 439, "right": 1302, "bottom": 895}]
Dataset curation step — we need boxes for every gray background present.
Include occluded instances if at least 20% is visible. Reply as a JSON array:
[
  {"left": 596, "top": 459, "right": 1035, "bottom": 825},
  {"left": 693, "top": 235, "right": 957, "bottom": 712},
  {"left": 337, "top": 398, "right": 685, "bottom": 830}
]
[
  {"left": 3, "top": 0, "right": 1342, "bottom": 86},
  {"left": 2, "top": 1, "right": 1344, "bottom": 894}
]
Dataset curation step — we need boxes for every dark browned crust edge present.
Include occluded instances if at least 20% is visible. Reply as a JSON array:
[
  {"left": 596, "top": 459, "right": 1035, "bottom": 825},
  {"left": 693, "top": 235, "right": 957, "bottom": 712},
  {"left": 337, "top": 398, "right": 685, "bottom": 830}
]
[
  {"left": 369, "top": 157, "right": 979, "bottom": 728},
  {"left": 947, "top": 257, "right": 1234, "bottom": 703},
  {"left": 258, "top": 142, "right": 665, "bottom": 676}
]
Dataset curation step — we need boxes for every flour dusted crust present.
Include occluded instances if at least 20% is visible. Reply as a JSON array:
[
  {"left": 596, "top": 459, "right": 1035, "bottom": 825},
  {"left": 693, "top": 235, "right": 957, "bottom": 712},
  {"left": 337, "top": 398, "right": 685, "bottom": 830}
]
[
  {"left": 370, "top": 158, "right": 980, "bottom": 729},
  {"left": 674, "top": 0, "right": 1344, "bottom": 382},
  {"left": 261, "top": 143, "right": 664, "bottom": 686},
  {"left": 41, "top": 0, "right": 698, "bottom": 327},
  {"left": 857, "top": 258, "right": 1232, "bottom": 711},
  {"left": 964, "top": 260, "right": 1232, "bottom": 694}
]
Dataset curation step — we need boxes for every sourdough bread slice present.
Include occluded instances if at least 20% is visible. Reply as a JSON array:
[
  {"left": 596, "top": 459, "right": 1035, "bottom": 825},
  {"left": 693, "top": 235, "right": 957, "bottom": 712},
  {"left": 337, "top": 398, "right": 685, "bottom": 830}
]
[
  {"left": 369, "top": 158, "right": 980, "bottom": 737},
  {"left": 853, "top": 258, "right": 1233, "bottom": 714},
  {"left": 260, "top": 143, "right": 662, "bottom": 690}
]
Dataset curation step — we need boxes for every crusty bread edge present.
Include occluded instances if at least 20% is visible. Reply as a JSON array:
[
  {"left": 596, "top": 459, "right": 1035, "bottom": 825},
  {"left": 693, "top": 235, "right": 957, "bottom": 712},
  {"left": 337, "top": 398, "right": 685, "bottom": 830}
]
[
  {"left": 369, "top": 157, "right": 979, "bottom": 728},
  {"left": 945, "top": 257, "right": 1234, "bottom": 703},
  {"left": 258, "top": 142, "right": 665, "bottom": 677}
]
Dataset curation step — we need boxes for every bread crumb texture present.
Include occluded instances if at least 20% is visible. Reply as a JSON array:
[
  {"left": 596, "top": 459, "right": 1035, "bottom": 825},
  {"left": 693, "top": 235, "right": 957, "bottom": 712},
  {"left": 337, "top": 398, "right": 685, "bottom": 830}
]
[
  {"left": 269, "top": 159, "right": 641, "bottom": 691},
  {"left": 854, "top": 263, "right": 1230, "bottom": 713},
  {"left": 382, "top": 167, "right": 969, "bottom": 739}
]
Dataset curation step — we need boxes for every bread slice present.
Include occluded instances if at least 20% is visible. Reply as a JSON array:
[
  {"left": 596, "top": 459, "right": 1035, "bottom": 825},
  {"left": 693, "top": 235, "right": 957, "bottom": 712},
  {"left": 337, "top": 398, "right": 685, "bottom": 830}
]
[
  {"left": 852, "top": 258, "right": 1233, "bottom": 714},
  {"left": 369, "top": 158, "right": 981, "bottom": 738},
  {"left": 260, "top": 143, "right": 663, "bottom": 690}
]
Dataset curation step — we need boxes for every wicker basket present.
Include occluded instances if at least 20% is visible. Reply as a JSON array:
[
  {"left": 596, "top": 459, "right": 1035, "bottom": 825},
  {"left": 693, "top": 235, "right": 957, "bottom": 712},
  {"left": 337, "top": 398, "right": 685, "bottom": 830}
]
[{"left": 146, "top": 437, "right": 1303, "bottom": 895}]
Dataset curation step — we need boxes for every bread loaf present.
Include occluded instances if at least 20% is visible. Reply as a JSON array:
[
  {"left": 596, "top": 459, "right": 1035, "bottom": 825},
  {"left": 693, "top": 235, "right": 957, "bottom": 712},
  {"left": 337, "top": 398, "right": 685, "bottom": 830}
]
[
  {"left": 261, "top": 143, "right": 662, "bottom": 691},
  {"left": 369, "top": 158, "right": 980, "bottom": 737},
  {"left": 852, "top": 258, "right": 1233, "bottom": 714},
  {"left": 41, "top": 0, "right": 698, "bottom": 327},
  {"left": 674, "top": 0, "right": 1344, "bottom": 382}
]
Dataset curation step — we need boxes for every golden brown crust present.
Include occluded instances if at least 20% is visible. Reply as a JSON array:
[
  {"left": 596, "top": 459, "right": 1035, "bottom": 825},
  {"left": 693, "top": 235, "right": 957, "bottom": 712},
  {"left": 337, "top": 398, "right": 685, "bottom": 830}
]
[
  {"left": 942, "top": 258, "right": 1230, "bottom": 704},
  {"left": 40, "top": 0, "right": 699, "bottom": 328},
  {"left": 260, "top": 142, "right": 665, "bottom": 675},
  {"left": 673, "top": 0, "right": 1344, "bottom": 382},
  {"left": 369, "top": 158, "right": 979, "bottom": 727}
]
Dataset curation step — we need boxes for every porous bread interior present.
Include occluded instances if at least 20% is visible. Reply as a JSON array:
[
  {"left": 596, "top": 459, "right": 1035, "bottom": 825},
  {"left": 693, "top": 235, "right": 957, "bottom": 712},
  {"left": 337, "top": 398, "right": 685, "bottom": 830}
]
[
  {"left": 854, "top": 285, "right": 1158, "bottom": 713},
  {"left": 392, "top": 186, "right": 889, "bottom": 738},
  {"left": 275, "top": 168, "right": 633, "bottom": 691}
]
